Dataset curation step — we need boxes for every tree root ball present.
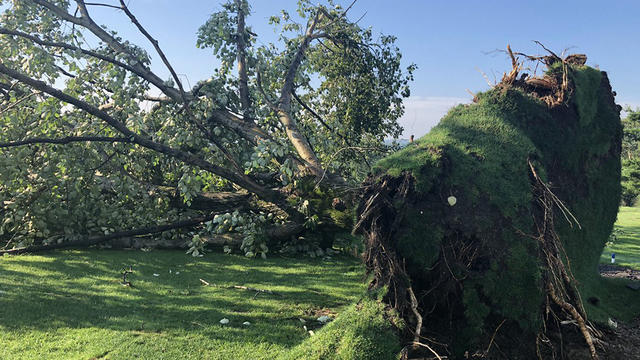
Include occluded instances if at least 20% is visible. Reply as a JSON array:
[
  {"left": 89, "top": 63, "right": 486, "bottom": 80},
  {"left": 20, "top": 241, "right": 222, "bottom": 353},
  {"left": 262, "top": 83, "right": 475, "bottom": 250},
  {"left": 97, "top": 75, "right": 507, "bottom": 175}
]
[{"left": 355, "top": 60, "right": 621, "bottom": 359}]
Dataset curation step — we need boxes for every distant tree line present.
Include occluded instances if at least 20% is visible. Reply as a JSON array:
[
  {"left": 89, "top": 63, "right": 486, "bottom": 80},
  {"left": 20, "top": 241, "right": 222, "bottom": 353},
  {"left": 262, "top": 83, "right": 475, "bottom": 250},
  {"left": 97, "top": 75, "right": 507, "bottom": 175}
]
[{"left": 621, "top": 108, "right": 640, "bottom": 205}]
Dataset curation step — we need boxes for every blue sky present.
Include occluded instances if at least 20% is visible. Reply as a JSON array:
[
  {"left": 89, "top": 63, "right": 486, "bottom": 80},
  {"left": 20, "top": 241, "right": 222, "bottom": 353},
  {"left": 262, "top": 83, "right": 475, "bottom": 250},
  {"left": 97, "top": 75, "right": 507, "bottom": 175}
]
[{"left": 13, "top": 0, "right": 640, "bottom": 137}]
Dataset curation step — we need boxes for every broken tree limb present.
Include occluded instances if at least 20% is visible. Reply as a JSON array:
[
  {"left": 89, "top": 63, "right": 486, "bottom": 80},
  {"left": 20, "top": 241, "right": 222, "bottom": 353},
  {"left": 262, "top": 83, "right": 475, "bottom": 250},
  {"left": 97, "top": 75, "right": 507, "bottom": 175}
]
[
  {"left": 199, "top": 278, "right": 281, "bottom": 297},
  {"left": 0, "top": 212, "right": 221, "bottom": 255}
]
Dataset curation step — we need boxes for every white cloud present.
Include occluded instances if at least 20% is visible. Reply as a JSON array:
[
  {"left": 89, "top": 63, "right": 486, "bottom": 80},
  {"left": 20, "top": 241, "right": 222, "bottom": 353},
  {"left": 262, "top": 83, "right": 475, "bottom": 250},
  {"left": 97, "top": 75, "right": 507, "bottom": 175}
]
[
  {"left": 398, "top": 96, "right": 471, "bottom": 138},
  {"left": 398, "top": 97, "right": 640, "bottom": 139}
]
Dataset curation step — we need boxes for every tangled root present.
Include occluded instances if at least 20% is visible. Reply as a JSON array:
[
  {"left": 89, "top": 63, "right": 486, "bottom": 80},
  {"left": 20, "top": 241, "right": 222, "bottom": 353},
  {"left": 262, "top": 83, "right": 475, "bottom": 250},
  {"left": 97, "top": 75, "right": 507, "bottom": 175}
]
[
  {"left": 355, "top": 162, "right": 601, "bottom": 359},
  {"left": 529, "top": 160, "right": 600, "bottom": 360}
]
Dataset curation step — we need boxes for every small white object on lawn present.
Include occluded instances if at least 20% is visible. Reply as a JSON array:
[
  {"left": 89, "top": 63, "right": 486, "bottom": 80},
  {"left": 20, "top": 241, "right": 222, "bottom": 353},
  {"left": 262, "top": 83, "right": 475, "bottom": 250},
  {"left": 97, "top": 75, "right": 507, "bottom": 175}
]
[
  {"left": 219, "top": 318, "right": 230, "bottom": 325},
  {"left": 317, "top": 315, "right": 331, "bottom": 323},
  {"left": 242, "top": 321, "right": 251, "bottom": 326},
  {"left": 447, "top": 196, "right": 457, "bottom": 206},
  {"left": 153, "top": 273, "right": 160, "bottom": 277},
  {"left": 304, "top": 325, "right": 314, "bottom": 335}
]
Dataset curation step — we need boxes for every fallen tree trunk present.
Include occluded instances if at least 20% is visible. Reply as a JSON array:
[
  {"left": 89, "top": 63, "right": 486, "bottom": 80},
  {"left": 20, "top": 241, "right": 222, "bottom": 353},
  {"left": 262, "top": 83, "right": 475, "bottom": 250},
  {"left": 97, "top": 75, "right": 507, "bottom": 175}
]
[
  {"left": 0, "top": 214, "right": 304, "bottom": 254},
  {"left": 355, "top": 54, "right": 621, "bottom": 359},
  {"left": 0, "top": 212, "right": 221, "bottom": 255}
]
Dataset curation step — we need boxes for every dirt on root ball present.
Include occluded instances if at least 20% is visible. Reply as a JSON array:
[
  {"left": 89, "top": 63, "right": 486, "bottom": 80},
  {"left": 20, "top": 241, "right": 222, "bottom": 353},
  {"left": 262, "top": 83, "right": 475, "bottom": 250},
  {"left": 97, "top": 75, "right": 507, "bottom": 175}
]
[
  {"left": 598, "top": 318, "right": 640, "bottom": 360},
  {"left": 594, "top": 265, "right": 640, "bottom": 359}
]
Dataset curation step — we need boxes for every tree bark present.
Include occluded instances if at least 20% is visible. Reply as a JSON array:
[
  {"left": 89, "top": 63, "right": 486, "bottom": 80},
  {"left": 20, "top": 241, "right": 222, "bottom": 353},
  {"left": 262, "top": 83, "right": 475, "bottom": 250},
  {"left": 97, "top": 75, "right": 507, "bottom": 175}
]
[
  {"left": 275, "top": 12, "right": 326, "bottom": 178},
  {"left": 0, "top": 212, "right": 220, "bottom": 255}
]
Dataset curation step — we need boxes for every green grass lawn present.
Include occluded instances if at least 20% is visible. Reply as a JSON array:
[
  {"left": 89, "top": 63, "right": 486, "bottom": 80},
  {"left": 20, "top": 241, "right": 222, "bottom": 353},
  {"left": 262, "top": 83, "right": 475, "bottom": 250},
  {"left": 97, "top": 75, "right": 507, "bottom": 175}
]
[
  {"left": 600, "top": 206, "right": 640, "bottom": 269},
  {"left": 583, "top": 206, "right": 640, "bottom": 325},
  {"left": 2, "top": 207, "right": 640, "bottom": 360},
  {"left": 0, "top": 250, "right": 366, "bottom": 360}
]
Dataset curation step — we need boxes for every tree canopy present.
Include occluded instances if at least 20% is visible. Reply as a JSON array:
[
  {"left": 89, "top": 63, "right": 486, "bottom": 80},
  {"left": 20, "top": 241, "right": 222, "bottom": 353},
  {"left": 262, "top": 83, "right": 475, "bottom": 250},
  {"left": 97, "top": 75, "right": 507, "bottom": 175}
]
[
  {"left": 0, "top": 0, "right": 414, "bottom": 255},
  {"left": 621, "top": 108, "right": 640, "bottom": 205}
]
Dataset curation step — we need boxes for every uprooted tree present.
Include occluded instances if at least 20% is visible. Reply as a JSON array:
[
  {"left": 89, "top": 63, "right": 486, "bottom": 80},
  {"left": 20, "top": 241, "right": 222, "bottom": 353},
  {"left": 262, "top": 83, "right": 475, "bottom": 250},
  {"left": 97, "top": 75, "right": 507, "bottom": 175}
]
[
  {"left": 0, "top": 0, "right": 414, "bottom": 255},
  {"left": 354, "top": 50, "right": 622, "bottom": 359}
]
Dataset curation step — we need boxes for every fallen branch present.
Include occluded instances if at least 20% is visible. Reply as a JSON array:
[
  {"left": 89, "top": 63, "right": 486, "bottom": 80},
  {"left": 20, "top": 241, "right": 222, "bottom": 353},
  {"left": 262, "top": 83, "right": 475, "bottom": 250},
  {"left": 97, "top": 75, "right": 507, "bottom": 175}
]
[
  {"left": 121, "top": 266, "right": 134, "bottom": 287},
  {"left": 0, "top": 212, "right": 221, "bottom": 255},
  {"left": 229, "top": 285, "right": 280, "bottom": 296},
  {"left": 0, "top": 136, "right": 133, "bottom": 148},
  {"left": 199, "top": 279, "right": 281, "bottom": 297}
]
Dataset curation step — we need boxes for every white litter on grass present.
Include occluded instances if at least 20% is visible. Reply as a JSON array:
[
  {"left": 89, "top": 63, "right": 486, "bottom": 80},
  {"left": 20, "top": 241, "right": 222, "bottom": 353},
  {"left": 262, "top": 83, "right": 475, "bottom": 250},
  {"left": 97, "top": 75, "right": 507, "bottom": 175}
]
[
  {"left": 608, "top": 317, "right": 618, "bottom": 329},
  {"left": 447, "top": 196, "right": 457, "bottom": 206},
  {"left": 298, "top": 318, "right": 306, "bottom": 323},
  {"left": 317, "top": 315, "right": 331, "bottom": 323},
  {"left": 242, "top": 321, "right": 251, "bottom": 326},
  {"left": 152, "top": 273, "right": 160, "bottom": 277},
  {"left": 175, "top": 271, "right": 180, "bottom": 275},
  {"left": 219, "top": 318, "right": 230, "bottom": 325},
  {"left": 303, "top": 325, "right": 315, "bottom": 336}
]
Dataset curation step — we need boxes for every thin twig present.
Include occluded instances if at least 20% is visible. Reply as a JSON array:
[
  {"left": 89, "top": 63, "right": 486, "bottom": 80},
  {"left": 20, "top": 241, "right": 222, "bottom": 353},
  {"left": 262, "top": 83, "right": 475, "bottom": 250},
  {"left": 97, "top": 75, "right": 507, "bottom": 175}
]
[
  {"left": 199, "top": 279, "right": 281, "bottom": 297},
  {"left": 411, "top": 341, "right": 443, "bottom": 360}
]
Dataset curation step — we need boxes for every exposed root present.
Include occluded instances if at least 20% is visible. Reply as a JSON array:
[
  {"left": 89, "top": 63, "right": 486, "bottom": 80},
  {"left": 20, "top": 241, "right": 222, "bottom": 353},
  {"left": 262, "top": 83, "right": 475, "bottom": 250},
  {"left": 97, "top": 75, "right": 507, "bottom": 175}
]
[
  {"left": 529, "top": 159, "right": 599, "bottom": 360},
  {"left": 355, "top": 173, "right": 415, "bottom": 314},
  {"left": 499, "top": 43, "right": 586, "bottom": 108},
  {"left": 408, "top": 286, "right": 423, "bottom": 347},
  {"left": 121, "top": 266, "right": 133, "bottom": 287}
]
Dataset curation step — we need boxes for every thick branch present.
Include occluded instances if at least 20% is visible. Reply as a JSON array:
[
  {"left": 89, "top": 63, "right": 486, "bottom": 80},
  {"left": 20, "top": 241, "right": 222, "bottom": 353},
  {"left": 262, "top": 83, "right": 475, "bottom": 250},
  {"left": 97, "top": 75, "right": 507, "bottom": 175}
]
[
  {"left": 0, "top": 62, "right": 293, "bottom": 213},
  {"left": 168, "top": 191, "right": 251, "bottom": 211},
  {"left": 116, "top": 0, "right": 247, "bottom": 172},
  {"left": 276, "top": 12, "right": 325, "bottom": 177},
  {"left": 208, "top": 110, "right": 270, "bottom": 144},
  {"left": 31, "top": 0, "right": 182, "bottom": 100},
  {"left": 0, "top": 136, "right": 132, "bottom": 148},
  {"left": 117, "top": 0, "right": 188, "bottom": 103},
  {"left": 0, "top": 212, "right": 220, "bottom": 255},
  {"left": 0, "top": 27, "right": 142, "bottom": 82},
  {"left": 10, "top": 5, "right": 269, "bottom": 149},
  {"left": 278, "top": 12, "right": 321, "bottom": 109}
]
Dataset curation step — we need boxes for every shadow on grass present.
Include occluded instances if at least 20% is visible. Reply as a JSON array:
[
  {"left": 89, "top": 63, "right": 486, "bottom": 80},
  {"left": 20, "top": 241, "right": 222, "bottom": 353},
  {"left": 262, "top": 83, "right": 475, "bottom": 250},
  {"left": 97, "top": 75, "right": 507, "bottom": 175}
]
[
  {"left": 0, "top": 249, "right": 366, "bottom": 349},
  {"left": 600, "top": 207, "right": 640, "bottom": 269}
]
